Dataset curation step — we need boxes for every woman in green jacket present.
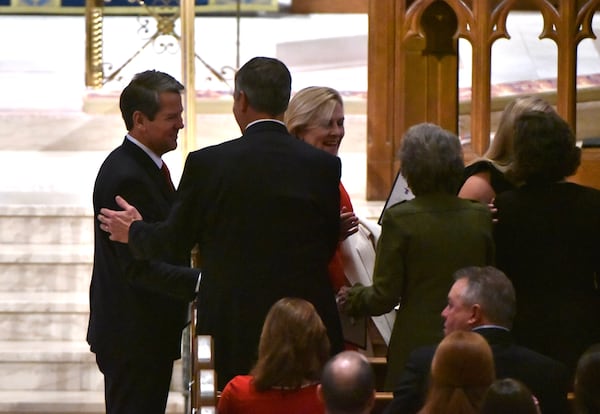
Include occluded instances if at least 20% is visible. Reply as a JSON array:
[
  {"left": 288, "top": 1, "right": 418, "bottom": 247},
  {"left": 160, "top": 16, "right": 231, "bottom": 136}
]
[{"left": 337, "top": 123, "right": 494, "bottom": 390}]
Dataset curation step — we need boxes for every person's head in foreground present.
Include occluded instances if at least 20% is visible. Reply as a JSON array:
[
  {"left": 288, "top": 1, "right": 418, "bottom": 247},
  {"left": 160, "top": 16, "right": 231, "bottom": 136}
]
[
  {"left": 418, "top": 330, "right": 495, "bottom": 414},
  {"left": 318, "top": 350, "right": 375, "bottom": 414},
  {"left": 480, "top": 378, "right": 541, "bottom": 414},
  {"left": 251, "top": 297, "right": 330, "bottom": 391},
  {"left": 574, "top": 343, "right": 600, "bottom": 414}
]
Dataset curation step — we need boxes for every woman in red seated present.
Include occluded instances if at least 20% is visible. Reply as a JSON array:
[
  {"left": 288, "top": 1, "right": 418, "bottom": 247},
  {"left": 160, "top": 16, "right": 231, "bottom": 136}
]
[{"left": 217, "top": 297, "right": 330, "bottom": 414}]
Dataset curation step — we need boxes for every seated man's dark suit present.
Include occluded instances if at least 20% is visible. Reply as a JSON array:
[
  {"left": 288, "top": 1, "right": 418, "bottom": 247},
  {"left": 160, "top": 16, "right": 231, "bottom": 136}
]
[
  {"left": 128, "top": 121, "right": 345, "bottom": 389},
  {"left": 383, "top": 326, "right": 570, "bottom": 414}
]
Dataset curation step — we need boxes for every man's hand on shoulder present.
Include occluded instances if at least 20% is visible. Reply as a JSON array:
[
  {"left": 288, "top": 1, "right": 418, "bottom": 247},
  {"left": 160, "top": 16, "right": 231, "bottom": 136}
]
[{"left": 98, "top": 195, "right": 143, "bottom": 243}]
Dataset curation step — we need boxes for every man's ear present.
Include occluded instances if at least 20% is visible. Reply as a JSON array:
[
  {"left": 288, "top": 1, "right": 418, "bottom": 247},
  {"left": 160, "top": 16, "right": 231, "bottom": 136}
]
[
  {"left": 366, "top": 390, "right": 376, "bottom": 411},
  {"left": 316, "top": 384, "right": 324, "bottom": 403},
  {"left": 469, "top": 303, "right": 483, "bottom": 326},
  {"left": 132, "top": 110, "right": 146, "bottom": 130},
  {"left": 238, "top": 90, "right": 249, "bottom": 112}
]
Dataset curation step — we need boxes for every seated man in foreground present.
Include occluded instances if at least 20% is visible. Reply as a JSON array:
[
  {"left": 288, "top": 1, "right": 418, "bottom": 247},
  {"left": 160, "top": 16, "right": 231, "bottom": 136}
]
[{"left": 383, "top": 266, "right": 569, "bottom": 414}]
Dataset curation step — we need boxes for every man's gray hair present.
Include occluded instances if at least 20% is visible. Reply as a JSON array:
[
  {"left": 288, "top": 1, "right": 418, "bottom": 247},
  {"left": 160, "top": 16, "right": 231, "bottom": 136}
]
[
  {"left": 454, "top": 266, "right": 517, "bottom": 329},
  {"left": 399, "top": 123, "right": 464, "bottom": 196}
]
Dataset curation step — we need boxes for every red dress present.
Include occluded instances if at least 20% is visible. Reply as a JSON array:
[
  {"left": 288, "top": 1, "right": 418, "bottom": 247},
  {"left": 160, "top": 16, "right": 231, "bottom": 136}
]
[
  {"left": 217, "top": 375, "right": 324, "bottom": 414},
  {"left": 327, "top": 182, "right": 354, "bottom": 292}
]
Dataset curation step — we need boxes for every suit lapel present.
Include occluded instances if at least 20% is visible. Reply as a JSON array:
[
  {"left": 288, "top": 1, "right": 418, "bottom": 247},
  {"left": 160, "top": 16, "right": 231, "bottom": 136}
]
[{"left": 121, "top": 138, "right": 176, "bottom": 201}]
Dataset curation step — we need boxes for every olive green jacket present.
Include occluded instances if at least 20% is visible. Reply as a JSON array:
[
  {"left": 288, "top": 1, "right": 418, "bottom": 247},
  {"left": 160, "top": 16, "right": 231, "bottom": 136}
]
[{"left": 345, "top": 194, "right": 494, "bottom": 390}]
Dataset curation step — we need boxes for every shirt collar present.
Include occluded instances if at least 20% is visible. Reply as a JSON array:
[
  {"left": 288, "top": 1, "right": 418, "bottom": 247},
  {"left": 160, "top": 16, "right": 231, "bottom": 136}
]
[
  {"left": 126, "top": 134, "right": 163, "bottom": 169},
  {"left": 245, "top": 119, "right": 286, "bottom": 130},
  {"left": 473, "top": 324, "right": 510, "bottom": 332}
]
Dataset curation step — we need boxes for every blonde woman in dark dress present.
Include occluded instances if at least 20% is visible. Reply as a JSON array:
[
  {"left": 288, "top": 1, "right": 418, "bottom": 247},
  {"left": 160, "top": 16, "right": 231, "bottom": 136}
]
[{"left": 459, "top": 96, "right": 555, "bottom": 203}]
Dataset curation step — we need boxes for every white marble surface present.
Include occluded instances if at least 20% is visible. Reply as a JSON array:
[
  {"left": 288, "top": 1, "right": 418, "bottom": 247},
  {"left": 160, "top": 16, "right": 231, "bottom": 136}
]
[
  {"left": 0, "top": 292, "right": 88, "bottom": 312},
  {"left": 0, "top": 291, "right": 88, "bottom": 343},
  {"left": 0, "top": 341, "right": 91, "bottom": 361},
  {"left": 1, "top": 12, "right": 598, "bottom": 110},
  {"left": 0, "top": 262, "right": 92, "bottom": 293},
  {"left": 0, "top": 313, "right": 88, "bottom": 342},
  {"left": 0, "top": 151, "right": 106, "bottom": 203},
  {"left": 0, "top": 359, "right": 101, "bottom": 392},
  {"left": 0, "top": 215, "right": 93, "bottom": 245},
  {"left": 0, "top": 390, "right": 185, "bottom": 413},
  {"left": 0, "top": 243, "right": 92, "bottom": 263}
]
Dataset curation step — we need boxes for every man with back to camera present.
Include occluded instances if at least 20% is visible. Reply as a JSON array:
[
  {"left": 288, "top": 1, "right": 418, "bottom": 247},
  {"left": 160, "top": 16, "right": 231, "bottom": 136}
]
[
  {"left": 383, "top": 266, "right": 569, "bottom": 414},
  {"left": 88, "top": 70, "right": 200, "bottom": 413},
  {"left": 97, "top": 56, "right": 345, "bottom": 389},
  {"left": 319, "top": 350, "right": 376, "bottom": 414}
]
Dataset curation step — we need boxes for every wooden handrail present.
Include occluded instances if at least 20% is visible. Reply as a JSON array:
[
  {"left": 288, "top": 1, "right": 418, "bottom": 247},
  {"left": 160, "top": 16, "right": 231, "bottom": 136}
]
[
  {"left": 189, "top": 300, "right": 217, "bottom": 413},
  {"left": 188, "top": 246, "right": 217, "bottom": 413}
]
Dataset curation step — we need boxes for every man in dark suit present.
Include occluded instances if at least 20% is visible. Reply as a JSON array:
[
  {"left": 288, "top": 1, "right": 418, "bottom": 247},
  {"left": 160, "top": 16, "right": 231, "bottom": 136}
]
[
  {"left": 98, "top": 57, "right": 344, "bottom": 389},
  {"left": 88, "top": 70, "right": 200, "bottom": 414},
  {"left": 383, "top": 266, "right": 569, "bottom": 414}
]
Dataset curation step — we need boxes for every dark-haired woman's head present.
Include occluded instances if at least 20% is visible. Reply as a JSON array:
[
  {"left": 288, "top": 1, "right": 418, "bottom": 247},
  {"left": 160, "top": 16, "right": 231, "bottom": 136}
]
[
  {"left": 511, "top": 110, "right": 580, "bottom": 184},
  {"left": 575, "top": 343, "right": 600, "bottom": 414},
  {"left": 481, "top": 378, "right": 540, "bottom": 414}
]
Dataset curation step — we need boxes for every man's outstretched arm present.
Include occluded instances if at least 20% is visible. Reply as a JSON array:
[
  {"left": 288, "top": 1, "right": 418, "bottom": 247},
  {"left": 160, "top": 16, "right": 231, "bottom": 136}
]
[{"left": 98, "top": 195, "right": 143, "bottom": 243}]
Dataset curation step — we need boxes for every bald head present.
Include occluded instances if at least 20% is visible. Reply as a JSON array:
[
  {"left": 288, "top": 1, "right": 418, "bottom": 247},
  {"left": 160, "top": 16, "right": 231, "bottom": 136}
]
[{"left": 319, "top": 351, "right": 375, "bottom": 414}]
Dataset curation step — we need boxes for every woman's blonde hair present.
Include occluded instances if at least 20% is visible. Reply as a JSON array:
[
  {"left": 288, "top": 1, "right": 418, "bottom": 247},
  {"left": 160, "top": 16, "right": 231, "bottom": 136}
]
[
  {"left": 251, "top": 297, "right": 330, "bottom": 391},
  {"left": 285, "top": 86, "right": 343, "bottom": 137},
  {"left": 484, "top": 96, "right": 555, "bottom": 172},
  {"left": 419, "top": 331, "right": 495, "bottom": 414}
]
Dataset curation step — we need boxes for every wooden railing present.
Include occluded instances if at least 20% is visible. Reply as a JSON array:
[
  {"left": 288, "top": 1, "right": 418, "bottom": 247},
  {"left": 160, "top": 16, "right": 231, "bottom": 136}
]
[
  {"left": 186, "top": 246, "right": 217, "bottom": 413},
  {"left": 188, "top": 301, "right": 218, "bottom": 413}
]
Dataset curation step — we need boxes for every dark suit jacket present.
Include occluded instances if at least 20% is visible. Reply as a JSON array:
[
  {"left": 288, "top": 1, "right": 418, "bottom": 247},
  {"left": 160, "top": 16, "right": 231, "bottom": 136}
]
[
  {"left": 128, "top": 121, "right": 344, "bottom": 389},
  {"left": 87, "top": 138, "right": 199, "bottom": 362},
  {"left": 383, "top": 327, "right": 570, "bottom": 414}
]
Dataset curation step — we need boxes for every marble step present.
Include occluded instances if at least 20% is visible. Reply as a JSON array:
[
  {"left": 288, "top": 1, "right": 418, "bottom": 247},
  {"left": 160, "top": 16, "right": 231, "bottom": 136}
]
[
  {"left": 0, "top": 390, "right": 185, "bottom": 414},
  {"left": 0, "top": 341, "right": 100, "bottom": 392},
  {"left": 0, "top": 340, "right": 185, "bottom": 393},
  {"left": 0, "top": 244, "right": 92, "bottom": 293},
  {"left": 0, "top": 292, "right": 88, "bottom": 342},
  {"left": 0, "top": 204, "right": 93, "bottom": 245}
]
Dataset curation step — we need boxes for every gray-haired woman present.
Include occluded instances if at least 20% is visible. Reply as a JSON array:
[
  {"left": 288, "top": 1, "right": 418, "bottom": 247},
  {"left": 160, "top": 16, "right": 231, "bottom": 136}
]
[{"left": 337, "top": 123, "right": 494, "bottom": 390}]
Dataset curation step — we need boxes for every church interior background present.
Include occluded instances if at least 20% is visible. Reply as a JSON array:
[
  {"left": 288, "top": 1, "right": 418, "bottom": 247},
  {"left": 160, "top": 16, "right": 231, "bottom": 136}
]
[{"left": 0, "top": 0, "right": 599, "bottom": 412}]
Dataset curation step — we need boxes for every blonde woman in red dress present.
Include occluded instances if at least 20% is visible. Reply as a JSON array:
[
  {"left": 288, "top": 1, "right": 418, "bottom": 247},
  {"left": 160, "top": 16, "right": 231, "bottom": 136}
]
[{"left": 285, "top": 86, "right": 359, "bottom": 293}]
